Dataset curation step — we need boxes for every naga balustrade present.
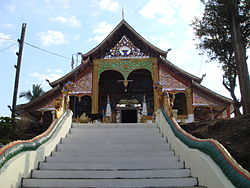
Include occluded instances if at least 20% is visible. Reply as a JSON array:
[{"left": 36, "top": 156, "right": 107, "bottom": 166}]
[
  {"left": 157, "top": 109, "right": 250, "bottom": 188},
  {"left": 0, "top": 110, "right": 73, "bottom": 188}
]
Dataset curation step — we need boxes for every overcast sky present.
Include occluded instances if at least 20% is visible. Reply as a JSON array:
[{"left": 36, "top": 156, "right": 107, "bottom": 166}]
[{"left": 0, "top": 0, "right": 248, "bottom": 116}]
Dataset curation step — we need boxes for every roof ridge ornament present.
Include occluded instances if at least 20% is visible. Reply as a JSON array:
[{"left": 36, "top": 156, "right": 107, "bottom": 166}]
[
  {"left": 104, "top": 35, "right": 149, "bottom": 59},
  {"left": 122, "top": 8, "right": 124, "bottom": 20}
]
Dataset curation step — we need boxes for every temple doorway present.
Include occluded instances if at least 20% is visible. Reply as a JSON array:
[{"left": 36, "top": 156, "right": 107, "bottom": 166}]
[
  {"left": 127, "top": 69, "right": 154, "bottom": 114},
  {"left": 99, "top": 70, "right": 125, "bottom": 117},
  {"left": 99, "top": 69, "right": 154, "bottom": 123},
  {"left": 121, "top": 109, "right": 137, "bottom": 123},
  {"left": 172, "top": 92, "right": 187, "bottom": 115},
  {"left": 69, "top": 95, "right": 92, "bottom": 118}
]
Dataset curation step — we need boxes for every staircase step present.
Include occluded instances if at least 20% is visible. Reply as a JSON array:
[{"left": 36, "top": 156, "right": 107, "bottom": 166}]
[
  {"left": 65, "top": 134, "right": 163, "bottom": 141},
  {"left": 22, "top": 177, "right": 198, "bottom": 187},
  {"left": 65, "top": 133, "right": 162, "bottom": 140},
  {"left": 72, "top": 123, "right": 157, "bottom": 128},
  {"left": 51, "top": 150, "right": 175, "bottom": 158},
  {"left": 45, "top": 155, "right": 179, "bottom": 163},
  {"left": 31, "top": 169, "right": 190, "bottom": 179},
  {"left": 55, "top": 143, "right": 171, "bottom": 152},
  {"left": 60, "top": 136, "right": 166, "bottom": 144},
  {"left": 70, "top": 125, "right": 157, "bottom": 130},
  {"left": 39, "top": 161, "right": 184, "bottom": 170},
  {"left": 64, "top": 134, "right": 165, "bottom": 143},
  {"left": 22, "top": 187, "right": 204, "bottom": 188},
  {"left": 69, "top": 129, "right": 159, "bottom": 135}
]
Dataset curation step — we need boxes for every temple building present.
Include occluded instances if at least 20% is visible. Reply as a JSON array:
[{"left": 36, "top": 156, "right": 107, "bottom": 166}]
[{"left": 17, "top": 20, "right": 234, "bottom": 124}]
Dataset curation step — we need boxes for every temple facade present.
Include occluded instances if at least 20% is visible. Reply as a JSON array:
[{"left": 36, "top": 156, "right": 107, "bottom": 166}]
[{"left": 17, "top": 20, "right": 234, "bottom": 124}]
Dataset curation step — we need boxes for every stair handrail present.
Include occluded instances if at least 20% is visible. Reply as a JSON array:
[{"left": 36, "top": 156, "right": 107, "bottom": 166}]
[
  {"left": 161, "top": 109, "right": 250, "bottom": 188},
  {"left": 0, "top": 110, "right": 72, "bottom": 169}
]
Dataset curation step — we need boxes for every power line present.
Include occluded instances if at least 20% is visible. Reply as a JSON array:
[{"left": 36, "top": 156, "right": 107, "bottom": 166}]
[
  {"left": 0, "top": 43, "right": 17, "bottom": 53},
  {"left": 1, "top": 37, "right": 81, "bottom": 63},
  {"left": 24, "top": 42, "right": 71, "bottom": 60},
  {"left": 0, "top": 37, "right": 16, "bottom": 42}
]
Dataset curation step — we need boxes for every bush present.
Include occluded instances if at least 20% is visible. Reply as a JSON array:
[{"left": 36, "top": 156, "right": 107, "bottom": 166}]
[
  {"left": 0, "top": 139, "right": 12, "bottom": 144},
  {"left": 0, "top": 116, "right": 14, "bottom": 136}
]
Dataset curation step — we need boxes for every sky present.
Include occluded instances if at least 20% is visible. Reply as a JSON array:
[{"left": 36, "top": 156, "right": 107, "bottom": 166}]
[{"left": 0, "top": 0, "right": 248, "bottom": 117}]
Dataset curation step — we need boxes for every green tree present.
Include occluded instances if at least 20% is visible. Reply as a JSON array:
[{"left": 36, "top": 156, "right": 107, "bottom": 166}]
[
  {"left": 227, "top": 0, "right": 250, "bottom": 114},
  {"left": 19, "top": 84, "right": 45, "bottom": 101},
  {"left": 0, "top": 116, "right": 13, "bottom": 137},
  {"left": 192, "top": 0, "right": 250, "bottom": 115}
]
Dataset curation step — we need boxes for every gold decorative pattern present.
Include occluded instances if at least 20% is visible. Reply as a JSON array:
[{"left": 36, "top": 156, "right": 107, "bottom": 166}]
[
  {"left": 159, "top": 65, "right": 187, "bottom": 91},
  {"left": 66, "top": 71, "right": 93, "bottom": 95},
  {"left": 42, "top": 100, "right": 57, "bottom": 109},
  {"left": 193, "top": 91, "right": 221, "bottom": 106},
  {"left": 104, "top": 35, "right": 149, "bottom": 59},
  {"left": 97, "top": 58, "right": 154, "bottom": 80}
]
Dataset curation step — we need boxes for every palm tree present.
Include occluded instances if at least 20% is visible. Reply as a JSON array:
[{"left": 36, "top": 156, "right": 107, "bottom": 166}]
[{"left": 19, "top": 84, "right": 45, "bottom": 101}]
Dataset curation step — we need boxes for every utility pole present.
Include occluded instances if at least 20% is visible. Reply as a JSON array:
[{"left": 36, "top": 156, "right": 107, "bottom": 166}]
[{"left": 11, "top": 23, "right": 26, "bottom": 121}]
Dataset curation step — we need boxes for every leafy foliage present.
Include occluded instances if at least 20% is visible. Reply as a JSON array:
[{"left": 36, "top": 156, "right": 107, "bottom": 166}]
[
  {"left": 191, "top": 0, "right": 249, "bottom": 115},
  {"left": 19, "top": 84, "right": 45, "bottom": 101},
  {"left": 0, "top": 116, "right": 13, "bottom": 136}
]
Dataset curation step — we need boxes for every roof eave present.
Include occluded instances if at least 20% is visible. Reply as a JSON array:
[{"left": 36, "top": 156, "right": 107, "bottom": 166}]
[
  {"left": 192, "top": 80, "right": 234, "bottom": 104},
  {"left": 159, "top": 55, "right": 202, "bottom": 83},
  {"left": 16, "top": 85, "right": 62, "bottom": 112},
  {"left": 50, "top": 57, "right": 91, "bottom": 87},
  {"left": 82, "top": 19, "right": 167, "bottom": 59}
]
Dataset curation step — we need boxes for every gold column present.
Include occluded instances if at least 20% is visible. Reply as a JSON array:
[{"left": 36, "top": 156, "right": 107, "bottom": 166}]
[
  {"left": 185, "top": 88, "right": 193, "bottom": 115},
  {"left": 63, "top": 94, "right": 69, "bottom": 111},
  {"left": 152, "top": 58, "right": 160, "bottom": 112},
  {"left": 163, "top": 95, "right": 172, "bottom": 117},
  {"left": 92, "top": 60, "right": 99, "bottom": 114}
]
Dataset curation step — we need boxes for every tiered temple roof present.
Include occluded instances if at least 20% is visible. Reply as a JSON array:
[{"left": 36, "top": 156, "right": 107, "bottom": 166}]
[
  {"left": 17, "top": 19, "right": 234, "bottom": 115},
  {"left": 81, "top": 20, "right": 167, "bottom": 59}
]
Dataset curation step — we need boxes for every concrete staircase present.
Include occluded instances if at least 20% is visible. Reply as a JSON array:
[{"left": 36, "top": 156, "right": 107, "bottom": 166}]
[{"left": 22, "top": 123, "right": 203, "bottom": 188}]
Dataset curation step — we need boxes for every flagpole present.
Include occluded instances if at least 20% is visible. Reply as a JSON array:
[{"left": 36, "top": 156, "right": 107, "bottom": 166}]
[
  {"left": 74, "top": 54, "right": 78, "bottom": 118},
  {"left": 70, "top": 53, "right": 82, "bottom": 119},
  {"left": 71, "top": 55, "right": 74, "bottom": 70}
]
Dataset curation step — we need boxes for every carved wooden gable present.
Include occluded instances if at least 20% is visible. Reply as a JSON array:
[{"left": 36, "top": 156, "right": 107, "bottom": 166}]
[
  {"left": 63, "top": 68, "right": 92, "bottom": 95},
  {"left": 159, "top": 65, "right": 187, "bottom": 91},
  {"left": 104, "top": 35, "right": 149, "bottom": 59},
  {"left": 193, "top": 91, "right": 223, "bottom": 106}
]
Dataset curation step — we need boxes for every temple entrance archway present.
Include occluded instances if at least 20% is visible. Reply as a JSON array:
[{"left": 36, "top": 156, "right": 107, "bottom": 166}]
[
  {"left": 69, "top": 95, "right": 92, "bottom": 118},
  {"left": 98, "top": 69, "right": 154, "bottom": 122},
  {"left": 127, "top": 69, "right": 154, "bottom": 115},
  {"left": 99, "top": 70, "right": 125, "bottom": 118},
  {"left": 172, "top": 92, "right": 187, "bottom": 115}
]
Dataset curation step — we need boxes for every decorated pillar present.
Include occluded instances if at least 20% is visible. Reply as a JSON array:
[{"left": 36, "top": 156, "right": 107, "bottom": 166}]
[
  {"left": 186, "top": 88, "right": 194, "bottom": 123},
  {"left": 92, "top": 60, "right": 99, "bottom": 114},
  {"left": 63, "top": 94, "right": 69, "bottom": 111},
  {"left": 51, "top": 111, "right": 55, "bottom": 121},
  {"left": 53, "top": 97, "right": 63, "bottom": 119},
  {"left": 163, "top": 93, "right": 172, "bottom": 117},
  {"left": 153, "top": 58, "right": 160, "bottom": 112}
]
